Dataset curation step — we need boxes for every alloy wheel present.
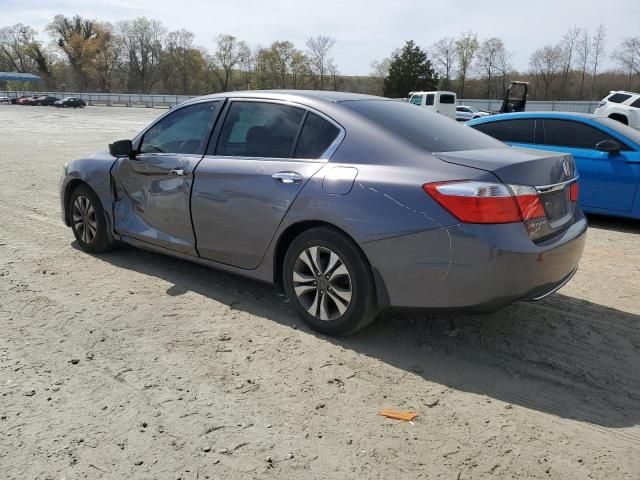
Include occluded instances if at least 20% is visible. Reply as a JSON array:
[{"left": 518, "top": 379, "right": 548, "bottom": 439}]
[
  {"left": 72, "top": 195, "right": 97, "bottom": 244},
  {"left": 292, "top": 246, "right": 353, "bottom": 321}
]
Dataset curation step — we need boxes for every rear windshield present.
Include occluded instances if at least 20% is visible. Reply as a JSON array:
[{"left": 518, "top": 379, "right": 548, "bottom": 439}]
[
  {"left": 342, "top": 100, "right": 504, "bottom": 152},
  {"left": 440, "top": 94, "right": 455, "bottom": 104}
]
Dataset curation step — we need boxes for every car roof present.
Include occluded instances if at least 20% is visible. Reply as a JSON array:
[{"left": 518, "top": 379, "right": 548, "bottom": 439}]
[
  {"left": 466, "top": 111, "right": 597, "bottom": 125},
  {"left": 187, "top": 90, "right": 385, "bottom": 105}
]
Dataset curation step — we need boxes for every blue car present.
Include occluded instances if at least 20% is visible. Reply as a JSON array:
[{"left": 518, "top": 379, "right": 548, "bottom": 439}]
[{"left": 467, "top": 112, "right": 640, "bottom": 219}]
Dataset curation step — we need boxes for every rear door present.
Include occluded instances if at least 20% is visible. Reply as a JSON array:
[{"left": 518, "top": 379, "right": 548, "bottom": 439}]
[
  {"left": 536, "top": 119, "right": 639, "bottom": 212},
  {"left": 471, "top": 118, "right": 536, "bottom": 147},
  {"left": 191, "top": 100, "right": 342, "bottom": 269},
  {"left": 112, "top": 101, "right": 222, "bottom": 255}
]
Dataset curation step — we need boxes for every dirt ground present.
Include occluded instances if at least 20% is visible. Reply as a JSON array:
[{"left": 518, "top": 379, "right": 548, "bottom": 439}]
[{"left": 1, "top": 104, "right": 639, "bottom": 480}]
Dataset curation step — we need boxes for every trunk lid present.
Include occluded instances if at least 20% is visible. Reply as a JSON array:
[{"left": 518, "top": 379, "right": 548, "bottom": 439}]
[{"left": 435, "top": 147, "right": 578, "bottom": 240}]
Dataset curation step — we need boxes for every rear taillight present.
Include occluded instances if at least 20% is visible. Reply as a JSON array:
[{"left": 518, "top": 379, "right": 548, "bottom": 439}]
[
  {"left": 423, "top": 181, "right": 545, "bottom": 224},
  {"left": 570, "top": 181, "right": 579, "bottom": 202}
]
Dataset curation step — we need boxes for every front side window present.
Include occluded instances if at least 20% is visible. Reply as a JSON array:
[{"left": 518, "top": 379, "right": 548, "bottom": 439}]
[
  {"left": 294, "top": 112, "right": 340, "bottom": 158},
  {"left": 472, "top": 119, "right": 535, "bottom": 144},
  {"left": 630, "top": 97, "right": 640, "bottom": 108},
  {"left": 140, "top": 102, "right": 218, "bottom": 155},
  {"left": 542, "top": 119, "right": 628, "bottom": 150},
  {"left": 410, "top": 95, "right": 423, "bottom": 106},
  {"left": 608, "top": 93, "right": 631, "bottom": 104},
  {"left": 215, "top": 102, "right": 305, "bottom": 158}
]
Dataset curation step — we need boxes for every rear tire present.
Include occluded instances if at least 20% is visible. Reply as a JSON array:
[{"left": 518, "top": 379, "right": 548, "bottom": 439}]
[
  {"left": 283, "top": 227, "right": 378, "bottom": 336},
  {"left": 69, "top": 184, "right": 116, "bottom": 253}
]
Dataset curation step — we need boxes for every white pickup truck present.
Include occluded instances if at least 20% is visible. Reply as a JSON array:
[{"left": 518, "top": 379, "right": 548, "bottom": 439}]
[{"left": 407, "top": 91, "right": 457, "bottom": 119}]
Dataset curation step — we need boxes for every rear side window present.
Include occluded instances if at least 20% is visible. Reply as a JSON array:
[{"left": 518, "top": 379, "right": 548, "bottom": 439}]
[
  {"left": 440, "top": 94, "right": 455, "bottom": 104},
  {"left": 608, "top": 93, "right": 631, "bottom": 103},
  {"left": 472, "top": 119, "right": 535, "bottom": 144},
  {"left": 410, "top": 95, "right": 423, "bottom": 106},
  {"left": 542, "top": 119, "right": 627, "bottom": 150},
  {"left": 215, "top": 102, "right": 304, "bottom": 158},
  {"left": 294, "top": 112, "right": 340, "bottom": 159},
  {"left": 425, "top": 94, "right": 435, "bottom": 106},
  {"left": 342, "top": 100, "right": 504, "bottom": 152},
  {"left": 631, "top": 98, "right": 640, "bottom": 108}
]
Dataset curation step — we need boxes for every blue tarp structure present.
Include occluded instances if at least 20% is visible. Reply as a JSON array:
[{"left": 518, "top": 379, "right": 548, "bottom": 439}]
[{"left": 0, "top": 72, "right": 42, "bottom": 82}]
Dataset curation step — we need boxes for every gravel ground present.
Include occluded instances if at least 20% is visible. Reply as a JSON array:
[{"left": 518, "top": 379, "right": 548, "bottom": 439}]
[{"left": 1, "top": 104, "right": 639, "bottom": 480}]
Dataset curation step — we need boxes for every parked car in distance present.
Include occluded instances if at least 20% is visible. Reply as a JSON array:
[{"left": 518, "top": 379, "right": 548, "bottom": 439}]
[
  {"left": 0, "top": 95, "right": 9, "bottom": 104},
  {"left": 407, "top": 91, "right": 457, "bottom": 119},
  {"left": 54, "top": 97, "right": 86, "bottom": 108},
  {"left": 60, "top": 91, "right": 585, "bottom": 336},
  {"left": 594, "top": 90, "right": 640, "bottom": 129},
  {"left": 456, "top": 105, "right": 491, "bottom": 122},
  {"left": 468, "top": 112, "right": 640, "bottom": 219},
  {"left": 10, "top": 95, "right": 29, "bottom": 104},
  {"left": 31, "top": 95, "right": 60, "bottom": 106},
  {"left": 16, "top": 96, "right": 35, "bottom": 105}
]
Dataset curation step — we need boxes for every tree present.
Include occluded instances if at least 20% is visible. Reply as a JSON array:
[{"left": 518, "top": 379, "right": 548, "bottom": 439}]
[
  {"left": 383, "top": 40, "right": 438, "bottom": 98},
  {"left": 117, "top": 17, "right": 166, "bottom": 93},
  {"left": 430, "top": 37, "right": 456, "bottom": 90},
  {"left": 529, "top": 44, "right": 563, "bottom": 100},
  {"left": 47, "top": 15, "right": 106, "bottom": 89},
  {"left": 305, "top": 35, "right": 335, "bottom": 90},
  {"left": 558, "top": 26, "right": 580, "bottom": 100},
  {"left": 370, "top": 55, "right": 394, "bottom": 95},
  {"left": 575, "top": 29, "right": 590, "bottom": 100},
  {"left": 612, "top": 37, "right": 640, "bottom": 89},
  {"left": 211, "top": 34, "right": 250, "bottom": 92},
  {"left": 590, "top": 24, "right": 606, "bottom": 98},
  {"left": 0, "top": 24, "right": 42, "bottom": 73},
  {"left": 476, "top": 37, "right": 506, "bottom": 98},
  {"left": 455, "top": 32, "right": 478, "bottom": 98}
]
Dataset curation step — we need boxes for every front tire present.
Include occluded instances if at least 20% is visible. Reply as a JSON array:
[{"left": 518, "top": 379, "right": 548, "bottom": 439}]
[
  {"left": 69, "top": 185, "right": 115, "bottom": 253},
  {"left": 283, "top": 227, "right": 378, "bottom": 336}
]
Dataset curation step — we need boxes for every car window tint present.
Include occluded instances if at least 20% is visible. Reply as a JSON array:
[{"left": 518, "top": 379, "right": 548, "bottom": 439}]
[
  {"left": 425, "top": 94, "right": 435, "bottom": 106},
  {"left": 409, "top": 95, "right": 423, "bottom": 106},
  {"left": 630, "top": 98, "right": 640, "bottom": 108},
  {"left": 472, "top": 119, "right": 535, "bottom": 144},
  {"left": 595, "top": 117, "right": 640, "bottom": 147},
  {"left": 140, "top": 102, "right": 217, "bottom": 155},
  {"left": 343, "top": 100, "right": 504, "bottom": 152},
  {"left": 293, "top": 112, "right": 340, "bottom": 158},
  {"left": 608, "top": 93, "right": 631, "bottom": 103},
  {"left": 542, "top": 119, "right": 628, "bottom": 150},
  {"left": 215, "top": 102, "right": 305, "bottom": 158},
  {"left": 440, "top": 94, "right": 455, "bottom": 104}
]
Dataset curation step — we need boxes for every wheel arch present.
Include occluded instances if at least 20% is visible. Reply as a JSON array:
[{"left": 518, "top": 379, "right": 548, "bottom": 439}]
[
  {"left": 272, "top": 220, "right": 390, "bottom": 307},
  {"left": 63, "top": 178, "right": 91, "bottom": 226},
  {"left": 608, "top": 112, "right": 629, "bottom": 125}
]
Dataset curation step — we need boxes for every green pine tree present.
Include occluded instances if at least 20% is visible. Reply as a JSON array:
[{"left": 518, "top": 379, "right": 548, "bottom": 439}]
[{"left": 383, "top": 41, "right": 439, "bottom": 98}]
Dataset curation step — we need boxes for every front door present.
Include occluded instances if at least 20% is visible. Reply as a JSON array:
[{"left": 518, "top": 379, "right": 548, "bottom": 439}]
[
  {"left": 191, "top": 100, "right": 342, "bottom": 269},
  {"left": 112, "top": 101, "right": 222, "bottom": 255}
]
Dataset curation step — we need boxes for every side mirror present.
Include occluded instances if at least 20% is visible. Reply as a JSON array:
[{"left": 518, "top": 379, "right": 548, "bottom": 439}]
[
  {"left": 596, "top": 139, "right": 621, "bottom": 155},
  {"left": 109, "top": 139, "right": 134, "bottom": 158}
]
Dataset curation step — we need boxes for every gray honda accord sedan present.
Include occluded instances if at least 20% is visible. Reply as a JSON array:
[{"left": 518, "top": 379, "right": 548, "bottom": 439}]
[{"left": 60, "top": 90, "right": 586, "bottom": 335}]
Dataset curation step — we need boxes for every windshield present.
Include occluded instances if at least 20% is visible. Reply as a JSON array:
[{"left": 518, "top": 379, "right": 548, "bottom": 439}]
[
  {"left": 595, "top": 117, "right": 640, "bottom": 147},
  {"left": 342, "top": 100, "right": 505, "bottom": 152}
]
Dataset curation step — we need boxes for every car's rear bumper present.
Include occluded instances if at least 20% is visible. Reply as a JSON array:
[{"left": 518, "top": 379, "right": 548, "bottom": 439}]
[{"left": 362, "top": 211, "right": 587, "bottom": 311}]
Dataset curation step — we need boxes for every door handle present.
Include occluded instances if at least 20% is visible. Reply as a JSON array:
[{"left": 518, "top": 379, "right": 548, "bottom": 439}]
[
  {"left": 170, "top": 168, "right": 187, "bottom": 176},
  {"left": 272, "top": 171, "right": 303, "bottom": 184}
]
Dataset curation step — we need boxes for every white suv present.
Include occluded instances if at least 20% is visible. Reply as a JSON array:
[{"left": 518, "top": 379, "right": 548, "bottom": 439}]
[
  {"left": 594, "top": 91, "right": 640, "bottom": 129},
  {"left": 455, "top": 105, "right": 491, "bottom": 122}
]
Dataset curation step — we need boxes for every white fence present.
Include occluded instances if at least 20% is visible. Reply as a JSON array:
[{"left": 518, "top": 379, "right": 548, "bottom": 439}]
[{"left": 1, "top": 90, "right": 601, "bottom": 114}]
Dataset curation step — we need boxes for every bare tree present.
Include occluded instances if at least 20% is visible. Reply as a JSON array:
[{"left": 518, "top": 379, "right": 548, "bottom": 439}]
[
  {"left": 117, "top": 18, "right": 166, "bottom": 93},
  {"left": 455, "top": 31, "right": 479, "bottom": 99},
  {"left": 305, "top": 35, "right": 336, "bottom": 90},
  {"left": 590, "top": 24, "right": 606, "bottom": 98},
  {"left": 612, "top": 37, "right": 640, "bottom": 89},
  {"left": 530, "top": 44, "right": 563, "bottom": 100},
  {"left": 370, "top": 55, "right": 393, "bottom": 95},
  {"left": 211, "top": 34, "right": 250, "bottom": 92},
  {"left": 476, "top": 37, "right": 505, "bottom": 98},
  {"left": 559, "top": 26, "right": 580, "bottom": 100},
  {"left": 495, "top": 45, "right": 512, "bottom": 96},
  {"left": 575, "top": 29, "right": 590, "bottom": 100},
  {"left": 430, "top": 37, "right": 456, "bottom": 90}
]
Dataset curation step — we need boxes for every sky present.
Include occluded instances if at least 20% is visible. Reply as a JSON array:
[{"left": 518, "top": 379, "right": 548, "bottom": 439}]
[{"left": 1, "top": 0, "right": 638, "bottom": 75}]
